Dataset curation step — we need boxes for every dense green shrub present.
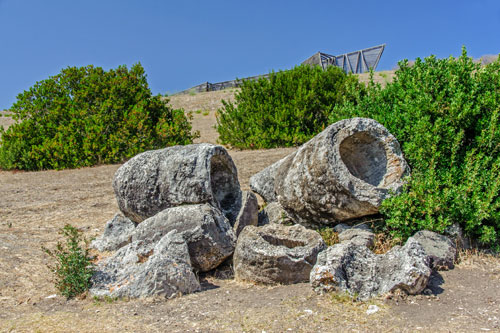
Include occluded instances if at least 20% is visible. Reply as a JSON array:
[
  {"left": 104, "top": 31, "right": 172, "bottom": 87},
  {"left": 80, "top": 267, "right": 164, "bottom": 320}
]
[
  {"left": 0, "top": 63, "right": 196, "bottom": 170},
  {"left": 216, "top": 65, "right": 364, "bottom": 148},
  {"left": 43, "top": 224, "right": 95, "bottom": 299},
  {"left": 330, "top": 48, "right": 500, "bottom": 247}
]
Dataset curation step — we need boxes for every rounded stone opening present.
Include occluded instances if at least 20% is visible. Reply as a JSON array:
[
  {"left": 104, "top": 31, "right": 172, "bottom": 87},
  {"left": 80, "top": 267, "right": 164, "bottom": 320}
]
[
  {"left": 339, "top": 131, "right": 388, "bottom": 186},
  {"left": 210, "top": 154, "right": 241, "bottom": 220},
  {"left": 261, "top": 234, "right": 307, "bottom": 249}
]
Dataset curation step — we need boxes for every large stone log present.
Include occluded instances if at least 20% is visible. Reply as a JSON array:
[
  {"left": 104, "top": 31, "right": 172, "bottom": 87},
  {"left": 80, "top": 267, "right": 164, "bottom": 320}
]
[
  {"left": 270, "top": 118, "right": 409, "bottom": 226},
  {"left": 113, "top": 143, "right": 242, "bottom": 224}
]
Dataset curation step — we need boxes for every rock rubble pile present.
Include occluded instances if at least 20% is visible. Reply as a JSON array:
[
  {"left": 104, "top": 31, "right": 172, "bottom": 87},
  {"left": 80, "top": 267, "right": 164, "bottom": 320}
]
[{"left": 90, "top": 118, "right": 457, "bottom": 300}]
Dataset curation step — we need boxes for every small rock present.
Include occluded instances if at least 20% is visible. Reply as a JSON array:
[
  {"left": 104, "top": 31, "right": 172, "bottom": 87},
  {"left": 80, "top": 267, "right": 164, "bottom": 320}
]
[
  {"left": 45, "top": 294, "right": 57, "bottom": 299},
  {"left": 233, "top": 191, "right": 259, "bottom": 237},
  {"left": 366, "top": 304, "right": 380, "bottom": 315},
  {"left": 333, "top": 223, "right": 351, "bottom": 233},
  {"left": 249, "top": 156, "right": 288, "bottom": 203},
  {"left": 410, "top": 230, "right": 457, "bottom": 270},
  {"left": 338, "top": 228, "right": 375, "bottom": 248},
  {"left": 91, "top": 213, "right": 136, "bottom": 252},
  {"left": 257, "top": 202, "right": 294, "bottom": 226},
  {"left": 445, "top": 223, "right": 470, "bottom": 250}
]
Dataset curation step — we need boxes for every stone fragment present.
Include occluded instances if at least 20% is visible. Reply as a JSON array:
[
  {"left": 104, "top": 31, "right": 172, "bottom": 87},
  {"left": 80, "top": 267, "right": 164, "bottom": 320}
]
[
  {"left": 257, "top": 201, "right": 294, "bottom": 226},
  {"left": 249, "top": 156, "right": 288, "bottom": 203},
  {"left": 445, "top": 223, "right": 470, "bottom": 250},
  {"left": 333, "top": 223, "right": 372, "bottom": 233},
  {"left": 233, "top": 191, "right": 259, "bottom": 237},
  {"left": 273, "top": 118, "right": 409, "bottom": 227},
  {"left": 113, "top": 143, "right": 241, "bottom": 223},
  {"left": 310, "top": 238, "right": 431, "bottom": 300},
  {"left": 91, "top": 213, "right": 136, "bottom": 252},
  {"left": 90, "top": 231, "right": 200, "bottom": 299},
  {"left": 338, "top": 228, "right": 375, "bottom": 248},
  {"left": 234, "top": 224, "right": 326, "bottom": 284},
  {"left": 132, "top": 204, "right": 236, "bottom": 272},
  {"left": 410, "top": 230, "right": 457, "bottom": 270}
]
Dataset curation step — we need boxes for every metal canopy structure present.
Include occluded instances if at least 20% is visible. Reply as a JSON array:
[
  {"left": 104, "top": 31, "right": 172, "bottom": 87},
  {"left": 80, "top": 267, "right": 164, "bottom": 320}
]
[
  {"left": 301, "top": 44, "right": 385, "bottom": 74},
  {"left": 177, "top": 44, "right": 386, "bottom": 94}
]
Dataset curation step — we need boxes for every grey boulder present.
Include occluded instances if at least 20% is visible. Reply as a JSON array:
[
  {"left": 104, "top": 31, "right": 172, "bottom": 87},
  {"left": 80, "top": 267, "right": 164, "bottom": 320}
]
[
  {"left": 233, "top": 191, "right": 259, "bottom": 237},
  {"left": 268, "top": 118, "right": 408, "bottom": 227},
  {"left": 310, "top": 238, "right": 431, "bottom": 300},
  {"left": 90, "top": 230, "right": 200, "bottom": 299},
  {"left": 234, "top": 224, "right": 326, "bottom": 284},
  {"left": 333, "top": 223, "right": 372, "bottom": 233},
  {"left": 338, "top": 228, "right": 375, "bottom": 248},
  {"left": 91, "top": 213, "right": 136, "bottom": 252},
  {"left": 113, "top": 143, "right": 241, "bottom": 223},
  {"left": 132, "top": 204, "right": 236, "bottom": 272},
  {"left": 249, "top": 156, "right": 287, "bottom": 203},
  {"left": 410, "top": 230, "right": 457, "bottom": 270},
  {"left": 257, "top": 201, "right": 294, "bottom": 226}
]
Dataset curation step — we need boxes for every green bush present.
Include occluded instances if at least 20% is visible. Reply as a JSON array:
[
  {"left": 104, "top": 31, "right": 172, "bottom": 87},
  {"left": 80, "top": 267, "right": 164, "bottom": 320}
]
[
  {"left": 0, "top": 63, "right": 196, "bottom": 170},
  {"left": 330, "top": 47, "right": 500, "bottom": 247},
  {"left": 43, "top": 224, "right": 95, "bottom": 299},
  {"left": 216, "top": 65, "right": 364, "bottom": 148}
]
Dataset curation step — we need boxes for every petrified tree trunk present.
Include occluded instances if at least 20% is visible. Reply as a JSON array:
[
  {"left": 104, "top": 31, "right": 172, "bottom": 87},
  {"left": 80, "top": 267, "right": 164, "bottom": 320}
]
[
  {"left": 113, "top": 143, "right": 242, "bottom": 223},
  {"left": 255, "top": 118, "right": 409, "bottom": 227}
]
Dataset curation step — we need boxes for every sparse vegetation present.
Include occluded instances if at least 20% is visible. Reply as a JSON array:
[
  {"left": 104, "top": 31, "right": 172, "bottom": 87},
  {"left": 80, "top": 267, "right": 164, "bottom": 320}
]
[
  {"left": 317, "top": 227, "right": 339, "bottom": 247},
  {"left": 0, "top": 63, "right": 196, "bottom": 170},
  {"left": 42, "top": 224, "right": 95, "bottom": 299},
  {"left": 331, "top": 47, "right": 500, "bottom": 248}
]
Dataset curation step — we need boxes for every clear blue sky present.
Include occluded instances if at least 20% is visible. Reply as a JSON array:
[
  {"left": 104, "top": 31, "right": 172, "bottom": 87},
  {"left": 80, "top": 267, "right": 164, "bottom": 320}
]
[{"left": 1, "top": 0, "right": 499, "bottom": 109}]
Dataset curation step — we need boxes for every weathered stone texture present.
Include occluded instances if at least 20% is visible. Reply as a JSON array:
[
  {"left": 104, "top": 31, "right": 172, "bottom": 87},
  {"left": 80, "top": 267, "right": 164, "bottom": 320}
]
[
  {"left": 132, "top": 204, "right": 236, "bottom": 272},
  {"left": 234, "top": 224, "right": 326, "bottom": 284},
  {"left": 274, "top": 118, "right": 409, "bottom": 227},
  {"left": 90, "top": 231, "right": 200, "bottom": 299},
  {"left": 410, "top": 230, "right": 457, "bottom": 270},
  {"left": 91, "top": 213, "right": 136, "bottom": 252},
  {"left": 113, "top": 143, "right": 241, "bottom": 223},
  {"left": 311, "top": 238, "right": 431, "bottom": 300}
]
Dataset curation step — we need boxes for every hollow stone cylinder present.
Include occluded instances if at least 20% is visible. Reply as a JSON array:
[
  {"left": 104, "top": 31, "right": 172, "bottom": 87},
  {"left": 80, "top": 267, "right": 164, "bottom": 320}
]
[
  {"left": 113, "top": 143, "right": 242, "bottom": 223},
  {"left": 272, "top": 117, "right": 409, "bottom": 226}
]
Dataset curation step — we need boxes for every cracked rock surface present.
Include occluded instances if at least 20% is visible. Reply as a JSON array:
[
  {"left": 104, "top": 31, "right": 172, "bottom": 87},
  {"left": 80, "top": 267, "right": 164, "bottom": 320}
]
[
  {"left": 234, "top": 224, "right": 326, "bottom": 284},
  {"left": 251, "top": 118, "right": 409, "bottom": 227},
  {"left": 90, "top": 230, "right": 201, "bottom": 299},
  {"left": 132, "top": 203, "right": 236, "bottom": 272},
  {"left": 113, "top": 143, "right": 241, "bottom": 224},
  {"left": 310, "top": 238, "right": 431, "bottom": 300}
]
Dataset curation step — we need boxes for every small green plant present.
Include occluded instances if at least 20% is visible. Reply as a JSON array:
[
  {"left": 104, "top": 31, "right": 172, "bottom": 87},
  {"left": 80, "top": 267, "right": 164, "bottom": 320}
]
[
  {"left": 43, "top": 224, "right": 95, "bottom": 299},
  {"left": 194, "top": 109, "right": 202, "bottom": 114},
  {"left": 189, "top": 90, "right": 197, "bottom": 96},
  {"left": 202, "top": 111, "right": 210, "bottom": 116}
]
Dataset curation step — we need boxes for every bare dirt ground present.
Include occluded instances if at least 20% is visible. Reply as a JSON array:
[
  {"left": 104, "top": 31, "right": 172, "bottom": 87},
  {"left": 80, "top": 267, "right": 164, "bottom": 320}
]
[{"left": 1, "top": 85, "right": 500, "bottom": 332}]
